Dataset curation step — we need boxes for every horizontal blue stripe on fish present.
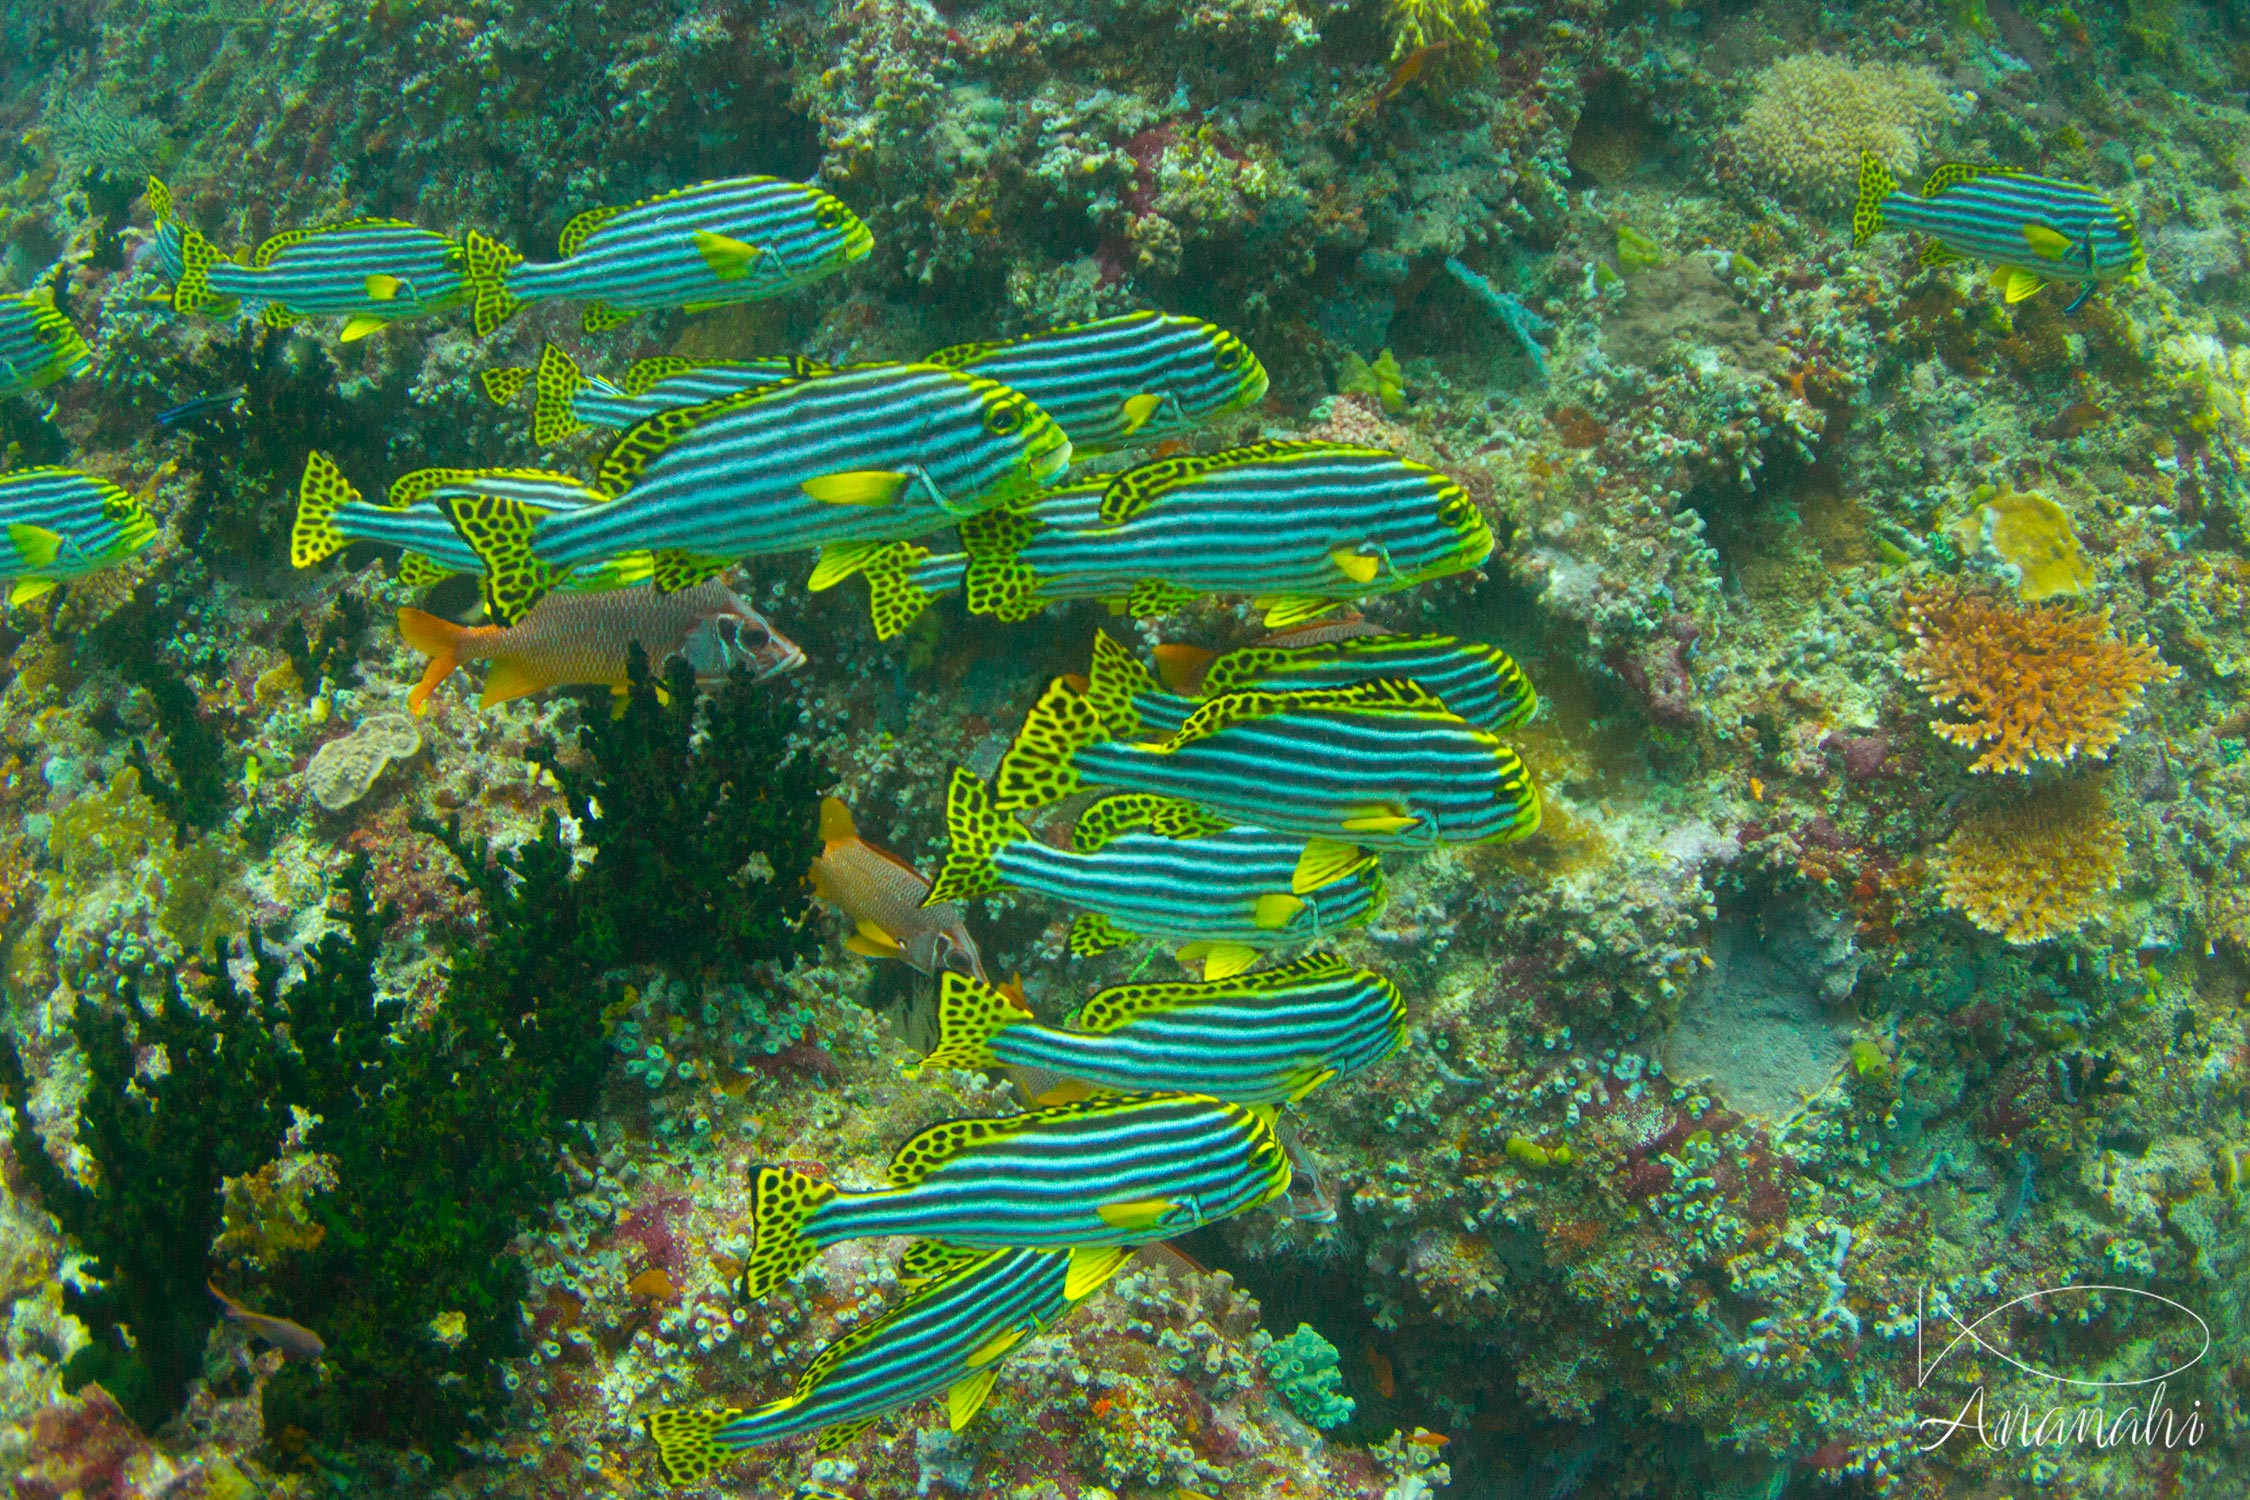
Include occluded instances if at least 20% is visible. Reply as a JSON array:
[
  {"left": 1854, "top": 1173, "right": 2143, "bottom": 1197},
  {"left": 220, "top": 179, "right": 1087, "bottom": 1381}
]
[
  {"left": 0, "top": 467, "right": 157, "bottom": 600},
  {"left": 175, "top": 218, "right": 472, "bottom": 330},
  {"left": 0, "top": 295, "right": 92, "bottom": 401},
  {"left": 1853, "top": 153, "right": 2142, "bottom": 303},
  {"left": 514, "top": 343, "right": 820, "bottom": 445},
  {"left": 1141, "top": 631, "right": 1538, "bottom": 735}
]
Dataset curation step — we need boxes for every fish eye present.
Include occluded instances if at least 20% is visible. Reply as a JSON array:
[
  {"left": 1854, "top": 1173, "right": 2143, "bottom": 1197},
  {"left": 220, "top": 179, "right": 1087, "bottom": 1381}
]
[
  {"left": 985, "top": 400, "right": 1023, "bottom": 436},
  {"left": 1213, "top": 340, "right": 1249, "bottom": 373},
  {"left": 940, "top": 947, "right": 977, "bottom": 977},
  {"left": 814, "top": 200, "right": 849, "bottom": 229}
]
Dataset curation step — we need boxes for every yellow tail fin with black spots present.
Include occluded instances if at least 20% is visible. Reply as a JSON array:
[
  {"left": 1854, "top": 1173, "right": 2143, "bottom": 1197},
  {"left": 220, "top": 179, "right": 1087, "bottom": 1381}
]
[
  {"left": 463, "top": 230, "right": 525, "bottom": 338},
  {"left": 292, "top": 452, "right": 360, "bottom": 569},
  {"left": 741, "top": 1164, "right": 838, "bottom": 1299},
  {"left": 909, "top": 972, "right": 1036, "bottom": 1078},
  {"left": 928, "top": 768, "right": 1028, "bottom": 903},
  {"left": 531, "top": 343, "right": 589, "bottom": 446},
  {"left": 642, "top": 1404, "right": 747, "bottom": 1486},
  {"left": 1853, "top": 150, "right": 1898, "bottom": 248},
  {"left": 994, "top": 677, "right": 1109, "bottom": 811}
]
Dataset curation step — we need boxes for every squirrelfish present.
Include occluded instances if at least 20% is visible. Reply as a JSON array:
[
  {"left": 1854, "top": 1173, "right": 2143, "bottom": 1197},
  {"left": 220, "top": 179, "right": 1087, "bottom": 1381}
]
[
  {"left": 397, "top": 580, "right": 801, "bottom": 713},
  {"left": 0, "top": 293, "right": 90, "bottom": 403},
  {"left": 812, "top": 796, "right": 989, "bottom": 982},
  {"left": 948, "top": 442, "right": 1490, "bottom": 631},
  {"left": 156, "top": 179, "right": 479, "bottom": 339},
  {"left": 1145, "top": 629, "right": 1537, "bottom": 734},
  {"left": 928, "top": 768, "right": 1387, "bottom": 979},
  {"left": 925, "top": 312, "right": 1268, "bottom": 456},
  {"left": 739, "top": 1093, "right": 1290, "bottom": 1298},
  {"left": 1852, "top": 152, "right": 2143, "bottom": 312},
  {"left": 644, "top": 1243, "right": 1112, "bottom": 1478},
  {"left": 995, "top": 633, "right": 1541, "bottom": 850},
  {"left": 0, "top": 466, "right": 159, "bottom": 604},
  {"left": 441, "top": 363, "right": 1070, "bottom": 625},
  {"left": 481, "top": 342, "right": 827, "bottom": 446},
  {"left": 910, "top": 953, "right": 1405, "bottom": 1106},
  {"left": 464, "top": 175, "right": 872, "bottom": 337}
]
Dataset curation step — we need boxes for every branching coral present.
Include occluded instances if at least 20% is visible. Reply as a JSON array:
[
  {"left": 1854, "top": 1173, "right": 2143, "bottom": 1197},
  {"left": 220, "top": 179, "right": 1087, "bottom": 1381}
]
[
  {"left": 1733, "top": 54, "right": 1955, "bottom": 205},
  {"left": 1899, "top": 579, "right": 2174, "bottom": 773},
  {"left": 1383, "top": 0, "right": 1494, "bottom": 67},
  {"left": 1933, "top": 776, "right": 2124, "bottom": 943}
]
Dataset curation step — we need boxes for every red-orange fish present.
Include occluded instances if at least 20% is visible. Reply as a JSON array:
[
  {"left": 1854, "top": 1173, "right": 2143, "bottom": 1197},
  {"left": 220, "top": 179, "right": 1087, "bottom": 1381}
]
[
  {"left": 810, "top": 797, "right": 989, "bottom": 981},
  {"left": 397, "top": 580, "right": 802, "bottom": 713}
]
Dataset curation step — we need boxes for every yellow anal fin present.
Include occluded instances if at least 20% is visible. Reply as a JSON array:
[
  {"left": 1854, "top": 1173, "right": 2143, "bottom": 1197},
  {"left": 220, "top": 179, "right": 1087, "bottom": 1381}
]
[
  {"left": 1918, "top": 240, "right": 1963, "bottom": 267},
  {"left": 1330, "top": 548, "right": 1380, "bottom": 584},
  {"left": 1256, "top": 594, "right": 1341, "bottom": 628},
  {"left": 1291, "top": 838, "right": 1360, "bottom": 895},
  {"left": 1064, "top": 1244, "right": 1131, "bottom": 1300},
  {"left": 1252, "top": 892, "right": 1304, "bottom": 930},
  {"left": 1096, "top": 1198, "right": 1177, "bottom": 1232},
  {"left": 803, "top": 470, "right": 910, "bottom": 506},
  {"left": 808, "top": 538, "right": 890, "bottom": 589},
  {"left": 9, "top": 577, "right": 59, "bottom": 606},
  {"left": 1178, "top": 941, "right": 1259, "bottom": 979},
  {"left": 2002, "top": 268, "right": 2046, "bottom": 304},
  {"left": 1285, "top": 1067, "right": 1338, "bottom": 1104},
  {"left": 947, "top": 1369, "right": 999, "bottom": 1431},
  {"left": 694, "top": 230, "right": 764, "bottom": 280},
  {"left": 1117, "top": 391, "right": 1162, "bottom": 435},
  {"left": 339, "top": 314, "right": 387, "bottom": 342}
]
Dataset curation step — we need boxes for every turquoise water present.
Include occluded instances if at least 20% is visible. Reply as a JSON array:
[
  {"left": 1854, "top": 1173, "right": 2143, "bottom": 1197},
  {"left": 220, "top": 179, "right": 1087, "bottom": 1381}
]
[{"left": 0, "top": 2, "right": 2246, "bottom": 1496}]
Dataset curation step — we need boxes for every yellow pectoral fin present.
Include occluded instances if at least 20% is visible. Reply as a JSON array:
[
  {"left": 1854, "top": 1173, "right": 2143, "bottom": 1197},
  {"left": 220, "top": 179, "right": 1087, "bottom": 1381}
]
[
  {"left": 339, "top": 314, "right": 387, "bottom": 342},
  {"left": 1256, "top": 595, "right": 1340, "bottom": 628},
  {"left": 803, "top": 471, "right": 910, "bottom": 506},
  {"left": 947, "top": 1368, "right": 999, "bottom": 1431},
  {"left": 2003, "top": 269, "right": 2046, "bottom": 304},
  {"left": 1330, "top": 548, "right": 1381, "bottom": 584},
  {"left": 1291, "top": 838, "right": 1361, "bottom": 894},
  {"left": 7, "top": 523, "right": 63, "bottom": 570},
  {"left": 2021, "top": 224, "right": 2074, "bottom": 260},
  {"left": 364, "top": 274, "right": 403, "bottom": 301},
  {"left": 1340, "top": 812, "right": 1419, "bottom": 834},
  {"left": 9, "top": 577, "right": 58, "bottom": 606},
  {"left": 694, "top": 230, "right": 764, "bottom": 280},
  {"left": 1096, "top": 1198, "right": 1178, "bottom": 1232},
  {"left": 1252, "top": 892, "right": 1304, "bottom": 930},
  {"left": 1064, "top": 1244, "right": 1132, "bottom": 1300},
  {"left": 1117, "top": 392, "right": 1162, "bottom": 435},
  {"left": 1198, "top": 943, "right": 1260, "bottom": 980}
]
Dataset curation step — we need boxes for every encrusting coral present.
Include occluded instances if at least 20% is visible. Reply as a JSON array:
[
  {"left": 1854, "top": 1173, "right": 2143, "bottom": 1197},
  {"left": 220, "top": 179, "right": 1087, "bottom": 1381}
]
[
  {"left": 1898, "top": 579, "right": 2174, "bottom": 774},
  {"left": 1932, "top": 775, "right": 2125, "bottom": 943},
  {"left": 1733, "top": 53, "right": 1955, "bottom": 204}
]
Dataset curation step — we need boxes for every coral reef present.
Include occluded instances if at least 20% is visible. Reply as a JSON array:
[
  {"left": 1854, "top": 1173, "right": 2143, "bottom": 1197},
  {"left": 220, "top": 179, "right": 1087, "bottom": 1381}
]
[
  {"left": 304, "top": 712, "right": 420, "bottom": 811},
  {"left": 1732, "top": 54, "right": 1957, "bottom": 204},
  {"left": 1933, "top": 776, "right": 2126, "bottom": 943}
]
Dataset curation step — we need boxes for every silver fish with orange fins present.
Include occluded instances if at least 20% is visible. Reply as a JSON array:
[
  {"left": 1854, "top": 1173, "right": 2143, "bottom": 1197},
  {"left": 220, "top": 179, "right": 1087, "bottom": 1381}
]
[{"left": 811, "top": 797, "right": 990, "bottom": 982}]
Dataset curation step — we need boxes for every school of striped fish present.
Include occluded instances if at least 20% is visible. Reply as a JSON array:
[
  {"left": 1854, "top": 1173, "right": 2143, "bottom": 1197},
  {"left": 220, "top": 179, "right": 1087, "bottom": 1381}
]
[{"left": 0, "top": 151, "right": 2141, "bottom": 1479}]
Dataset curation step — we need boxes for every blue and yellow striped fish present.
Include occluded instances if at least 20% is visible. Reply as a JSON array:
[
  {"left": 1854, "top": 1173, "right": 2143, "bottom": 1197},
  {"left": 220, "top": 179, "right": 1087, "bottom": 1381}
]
[
  {"left": 964, "top": 442, "right": 1490, "bottom": 630},
  {"left": 157, "top": 183, "right": 479, "bottom": 340},
  {"left": 1145, "top": 626, "right": 1537, "bottom": 735},
  {"left": 291, "top": 452, "right": 647, "bottom": 591},
  {"left": 1852, "top": 152, "right": 2143, "bottom": 312},
  {"left": 928, "top": 768, "right": 1386, "bottom": 978},
  {"left": 996, "top": 633, "right": 1541, "bottom": 850},
  {"left": 926, "top": 313, "right": 1268, "bottom": 456},
  {"left": 0, "top": 467, "right": 159, "bottom": 605},
  {"left": 911, "top": 954, "right": 1406, "bottom": 1106},
  {"left": 465, "top": 175, "right": 872, "bottom": 337},
  {"left": 479, "top": 343, "right": 827, "bottom": 446},
  {"left": 0, "top": 294, "right": 90, "bottom": 404},
  {"left": 644, "top": 1242, "right": 1111, "bottom": 1478},
  {"left": 441, "top": 363, "right": 1071, "bottom": 624},
  {"left": 740, "top": 1092, "right": 1289, "bottom": 1299}
]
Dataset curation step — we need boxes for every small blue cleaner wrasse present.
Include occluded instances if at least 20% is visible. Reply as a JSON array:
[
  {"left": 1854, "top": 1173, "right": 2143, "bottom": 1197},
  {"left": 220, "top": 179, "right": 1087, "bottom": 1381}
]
[
  {"left": 927, "top": 767, "right": 1388, "bottom": 979},
  {"left": 738, "top": 1092, "right": 1290, "bottom": 1299},
  {"left": 1147, "top": 624, "right": 1538, "bottom": 735},
  {"left": 479, "top": 342, "right": 828, "bottom": 446},
  {"left": 154, "top": 178, "right": 481, "bottom": 339},
  {"left": 464, "top": 174, "right": 872, "bottom": 337},
  {"left": 994, "top": 633, "right": 1542, "bottom": 851},
  {"left": 643, "top": 1242, "right": 1116, "bottom": 1477},
  {"left": 0, "top": 293, "right": 91, "bottom": 403},
  {"left": 439, "top": 362, "right": 1071, "bottom": 625},
  {"left": 909, "top": 953, "right": 1407, "bottom": 1106},
  {"left": 1852, "top": 150, "right": 2143, "bottom": 311},
  {"left": 0, "top": 466, "right": 160, "bottom": 605},
  {"left": 925, "top": 311, "right": 1269, "bottom": 456}
]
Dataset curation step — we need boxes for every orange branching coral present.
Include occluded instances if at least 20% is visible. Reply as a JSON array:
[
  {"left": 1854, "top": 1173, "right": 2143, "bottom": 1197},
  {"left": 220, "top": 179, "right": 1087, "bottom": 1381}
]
[
  {"left": 1934, "top": 777, "right": 2123, "bottom": 944},
  {"left": 1899, "top": 580, "right": 2174, "bottom": 773}
]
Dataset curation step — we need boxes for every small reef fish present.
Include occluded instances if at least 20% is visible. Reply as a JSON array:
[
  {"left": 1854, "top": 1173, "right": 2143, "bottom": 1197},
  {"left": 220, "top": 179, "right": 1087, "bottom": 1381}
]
[
  {"left": 397, "top": 580, "right": 802, "bottom": 713},
  {"left": 1852, "top": 152, "right": 2144, "bottom": 311},
  {"left": 909, "top": 952, "right": 1406, "bottom": 1106},
  {"left": 0, "top": 466, "right": 160, "bottom": 605},
  {"left": 155, "top": 179, "right": 478, "bottom": 339},
  {"left": 1145, "top": 630, "right": 1538, "bottom": 735},
  {"left": 463, "top": 174, "right": 873, "bottom": 337},
  {"left": 155, "top": 388, "right": 246, "bottom": 429},
  {"left": 292, "top": 451, "right": 627, "bottom": 585},
  {"left": 0, "top": 293, "right": 91, "bottom": 402},
  {"left": 844, "top": 440, "right": 1493, "bottom": 638},
  {"left": 739, "top": 1093, "right": 1291, "bottom": 1299},
  {"left": 929, "top": 769, "right": 1388, "bottom": 979},
  {"left": 812, "top": 796, "right": 990, "bottom": 982},
  {"left": 442, "top": 363, "right": 1071, "bottom": 625},
  {"left": 481, "top": 343, "right": 828, "bottom": 445},
  {"left": 644, "top": 1243, "right": 1114, "bottom": 1477},
  {"left": 207, "top": 1280, "right": 325, "bottom": 1360},
  {"left": 995, "top": 634, "right": 1543, "bottom": 851},
  {"left": 1274, "top": 1116, "right": 1339, "bottom": 1224},
  {"left": 924, "top": 312, "right": 1270, "bottom": 456}
]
